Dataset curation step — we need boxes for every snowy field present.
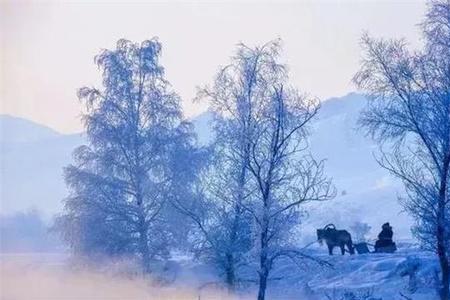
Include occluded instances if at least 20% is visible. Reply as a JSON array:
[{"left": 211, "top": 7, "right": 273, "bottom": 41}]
[{"left": 0, "top": 245, "right": 440, "bottom": 300}]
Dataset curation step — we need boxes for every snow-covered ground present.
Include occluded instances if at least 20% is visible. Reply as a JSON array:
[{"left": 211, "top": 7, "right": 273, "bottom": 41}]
[
  {"left": 284, "top": 247, "right": 438, "bottom": 299},
  {"left": 0, "top": 245, "right": 440, "bottom": 300}
]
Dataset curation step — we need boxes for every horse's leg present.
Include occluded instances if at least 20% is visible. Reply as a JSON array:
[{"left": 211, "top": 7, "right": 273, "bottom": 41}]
[
  {"left": 347, "top": 241, "right": 355, "bottom": 255},
  {"left": 328, "top": 244, "right": 333, "bottom": 255},
  {"left": 340, "top": 244, "right": 345, "bottom": 255}
]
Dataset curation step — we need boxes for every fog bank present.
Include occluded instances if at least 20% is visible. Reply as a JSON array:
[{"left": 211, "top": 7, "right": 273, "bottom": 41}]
[{"left": 0, "top": 256, "right": 239, "bottom": 300}]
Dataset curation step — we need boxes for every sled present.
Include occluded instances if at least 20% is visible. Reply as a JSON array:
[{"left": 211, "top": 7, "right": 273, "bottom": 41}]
[
  {"left": 354, "top": 242, "right": 371, "bottom": 254},
  {"left": 353, "top": 242, "right": 397, "bottom": 254}
]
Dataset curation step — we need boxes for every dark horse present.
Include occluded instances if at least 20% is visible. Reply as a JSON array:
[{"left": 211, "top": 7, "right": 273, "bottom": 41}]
[{"left": 317, "top": 224, "right": 355, "bottom": 255}]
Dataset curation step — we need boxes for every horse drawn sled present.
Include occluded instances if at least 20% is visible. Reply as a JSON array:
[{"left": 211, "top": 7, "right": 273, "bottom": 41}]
[{"left": 317, "top": 223, "right": 397, "bottom": 255}]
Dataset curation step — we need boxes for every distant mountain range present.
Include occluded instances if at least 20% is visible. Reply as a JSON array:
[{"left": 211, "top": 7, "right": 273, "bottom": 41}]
[
  {"left": 0, "top": 115, "right": 84, "bottom": 219},
  {"left": 0, "top": 93, "right": 413, "bottom": 239}
]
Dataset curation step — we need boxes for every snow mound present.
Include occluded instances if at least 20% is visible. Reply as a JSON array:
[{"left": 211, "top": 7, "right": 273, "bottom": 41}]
[{"left": 270, "top": 247, "right": 439, "bottom": 299}]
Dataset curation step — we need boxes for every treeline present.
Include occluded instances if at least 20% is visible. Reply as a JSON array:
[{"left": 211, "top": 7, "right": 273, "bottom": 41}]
[
  {"left": 55, "top": 1, "right": 450, "bottom": 299},
  {"left": 1, "top": 209, "right": 60, "bottom": 252}
]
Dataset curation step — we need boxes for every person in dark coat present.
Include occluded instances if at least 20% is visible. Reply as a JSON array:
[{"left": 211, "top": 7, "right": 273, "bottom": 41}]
[
  {"left": 378, "top": 222, "right": 393, "bottom": 241},
  {"left": 374, "top": 222, "right": 397, "bottom": 253}
]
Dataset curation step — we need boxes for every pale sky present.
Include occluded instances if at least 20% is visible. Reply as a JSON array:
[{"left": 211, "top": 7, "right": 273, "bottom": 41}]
[{"left": 1, "top": 0, "right": 426, "bottom": 134}]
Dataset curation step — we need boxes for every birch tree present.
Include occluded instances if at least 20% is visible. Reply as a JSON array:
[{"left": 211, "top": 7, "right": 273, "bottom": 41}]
[
  {"left": 247, "top": 82, "right": 334, "bottom": 300},
  {"left": 354, "top": 1, "right": 450, "bottom": 298},
  {"left": 56, "top": 39, "right": 194, "bottom": 273},
  {"left": 194, "top": 40, "right": 334, "bottom": 299},
  {"left": 172, "top": 154, "right": 253, "bottom": 291},
  {"left": 173, "top": 41, "right": 277, "bottom": 289}
]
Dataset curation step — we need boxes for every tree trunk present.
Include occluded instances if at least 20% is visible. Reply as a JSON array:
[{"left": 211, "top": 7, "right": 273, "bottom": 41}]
[
  {"left": 439, "top": 250, "right": 449, "bottom": 300},
  {"left": 138, "top": 214, "right": 150, "bottom": 274},
  {"left": 438, "top": 161, "right": 449, "bottom": 300},
  {"left": 257, "top": 216, "right": 269, "bottom": 300},
  {"left": 257, "top": 267, "right": 269, "bottom": 300},
  {"left": 437, "top": 199, "right": 449, "bottom": 300},
  {"left": 437, "top": 208, "right": 449, "bottom": 300},
  {"left": 225, "top": 212, "right": 239, "bottom": 291},
  {"left": 224, "top": 152, "right": 248, "bottom": 292},
  {"left": 225, "top": 253, "right": 236, "bottom": 292}
]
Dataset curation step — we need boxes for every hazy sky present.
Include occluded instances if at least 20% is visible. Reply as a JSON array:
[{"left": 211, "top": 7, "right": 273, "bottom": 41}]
[{"left": 1, "top": 0, "right": 426, "bottom": 133}]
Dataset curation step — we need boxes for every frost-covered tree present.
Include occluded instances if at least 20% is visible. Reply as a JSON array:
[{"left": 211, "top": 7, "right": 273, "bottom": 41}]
[
  {"left": 178, "top": 41, "right": 334, "bottom": 296},
  {"left": 206, "top": 40, "right": 334, "bottom": 300},
  {"left": 56, "top": 39, "right": 199, "bottom": 273},
  {"left": 173, "top": 41, "right": 269, "bottom": 290},
  {"left": 246, "top": 73, "right": 334, "bottom": 300},
  {"left": 172, "top": 156, "right": 253, "bottom": 290},
  {"left": 354, "top": 1, "right": 450, "bottom": 298},
  {"left": 163, "top": 123, "right": 209, "bottom": 250}
]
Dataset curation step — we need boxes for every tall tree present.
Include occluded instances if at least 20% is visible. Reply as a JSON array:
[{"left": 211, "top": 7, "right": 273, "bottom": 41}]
[
  {"left": 354, "top": 1, "right": 450, "bottom": 298},
  {"left": 56, "top": 39, "right": 194, "bottom": 273},
  {"left": 246, "top": 70, "right": 334, "bottom": 300},
  {"left": 200, "top": 40, "right": 333, "bottom": 299},
  {"left": 173, "top": 40, "right": 270, "bottom": 290}
]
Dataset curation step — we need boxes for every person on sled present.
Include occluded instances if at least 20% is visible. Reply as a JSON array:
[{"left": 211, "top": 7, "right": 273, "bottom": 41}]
[{"left": 374, "top": 222, "right": 397, "bottom": 253}]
